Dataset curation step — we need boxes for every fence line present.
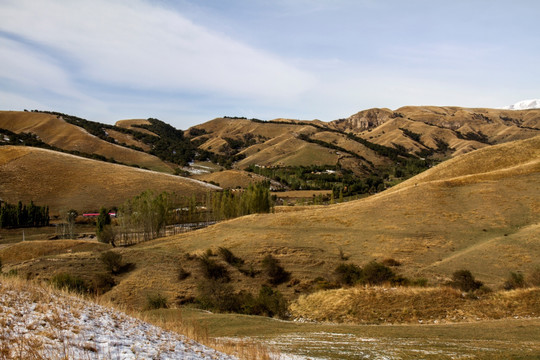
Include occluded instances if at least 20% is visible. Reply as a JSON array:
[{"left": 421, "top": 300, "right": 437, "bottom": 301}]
[{"left": 115, "top": 221, "right": 217, "bottom": 247}]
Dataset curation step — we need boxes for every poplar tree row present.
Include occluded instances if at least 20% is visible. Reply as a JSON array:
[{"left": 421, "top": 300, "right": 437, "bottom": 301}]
[
  {"left": 0, "top": 201, "right": 50, "bottom": 228},
  {"left": 114, "top": 183, "right": 273, "bottom": 244}
]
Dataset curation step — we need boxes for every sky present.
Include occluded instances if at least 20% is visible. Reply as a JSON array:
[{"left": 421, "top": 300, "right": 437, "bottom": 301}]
[{"left": 0, "top": 0, "right": 539, "bottom": 129}]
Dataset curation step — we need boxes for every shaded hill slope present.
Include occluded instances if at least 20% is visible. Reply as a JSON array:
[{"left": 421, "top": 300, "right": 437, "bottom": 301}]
[{"left": 0, "top": 146, "right": 219, "bottom": 213}]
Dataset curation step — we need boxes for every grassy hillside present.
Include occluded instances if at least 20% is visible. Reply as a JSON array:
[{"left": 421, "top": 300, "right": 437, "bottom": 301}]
[
  {"left": 0, "top": 111, "right": 174, "bottom": 172},
  {"left": 2, "top": 136, "right": 537, "bottom": 315},
  {"left": 188, "top": 117, "right": 389, "bottom": 173},
  {"left": 0, "top": 146, "right": 219, "bottom": 213}
]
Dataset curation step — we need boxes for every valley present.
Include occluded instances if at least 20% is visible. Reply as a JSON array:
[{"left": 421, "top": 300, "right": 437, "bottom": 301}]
[{"left": 0, "top": 107, "right": 539, "bottom": 359}]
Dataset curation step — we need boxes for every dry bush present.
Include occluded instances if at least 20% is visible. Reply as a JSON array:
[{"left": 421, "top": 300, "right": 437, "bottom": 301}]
[
  {"left": 262, "top": 254, "right": 290, "bottom": 285},
  {"left": 100, "top": 250, "right": 123, "bottom": 274},
  {"left": 450, "top": 269, "right": 483, "bottom": 292},
  {"left": 145, "top": 293, "right": 168, "bottom": 310},
  {"left": 503, "top": 271, "right": 526, "bottom": 290},
  {"left": 217, "top": 247, "right": 244, "bottom": 267},
  {"left": 334, "top": 263, "right": 362, "bottom": 286},
  {"left": 50, "top": 272, "right": 88, "bottom": 294},
  {"left": 197, "top": 254, "right": 230, "bottom": 281}
]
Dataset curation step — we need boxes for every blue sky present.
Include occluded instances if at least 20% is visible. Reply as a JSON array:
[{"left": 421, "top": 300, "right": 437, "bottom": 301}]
[{"left": 1, "top": 0, "right": 539, "bottom": 129}]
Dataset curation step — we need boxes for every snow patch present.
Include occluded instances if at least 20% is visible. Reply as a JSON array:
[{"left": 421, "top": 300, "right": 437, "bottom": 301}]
[{"left": 503, "top": 99, "right": 540, "bottom": 110}]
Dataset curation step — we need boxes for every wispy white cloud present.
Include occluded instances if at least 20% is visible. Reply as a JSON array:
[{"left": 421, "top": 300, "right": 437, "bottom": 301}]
[{"left": 0, "top": 0, "right": 315, "bottom": 102}]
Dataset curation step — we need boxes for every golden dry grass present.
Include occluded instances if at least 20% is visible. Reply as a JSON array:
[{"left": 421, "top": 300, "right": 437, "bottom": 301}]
[
  {"left": 0, "top": 240, "right": 109, "bottom": 264},
  {"left": 0, "top": 146, "right": 219, "bottom": 213},
  {"left": 3, "top": 136, "right": 539, "bottom": 316},
  {"left": 0, "top": 111, "right": 172, "bottom": 172},
  {"left": 290, "top": 286, "right": 540, "bottom": 324},
  {"left": 193, "top": 169, "right": 269, "bottom": 189}
]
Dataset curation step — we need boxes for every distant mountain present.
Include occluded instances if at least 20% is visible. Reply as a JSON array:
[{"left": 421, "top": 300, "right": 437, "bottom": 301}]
[{"left": 503, "top": 99, "right": 540, "bottom": 110}]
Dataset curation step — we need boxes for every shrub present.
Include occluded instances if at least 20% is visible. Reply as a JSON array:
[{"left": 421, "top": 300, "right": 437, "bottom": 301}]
[
  {"left": 198, "top": 254, "right": 229, "bottom": 281},
  {"left": 145, "top": 293, "right": 168, "bottom": 310},
  {"left": 100, "top": 251, "right": 124, "bottom": 274},
  {"left": 218, "top": 247, "right": 244, "bottom": 267},
  {"left": 250, "top": 286, "right": 288, "bottom": 318},
  {"left": 50, "top": 273, "right": 88, "bottom": 294},
  {"left": 196, "top": 282, "right": 289, "bottom": 318},
  {"left": 450, "top": 270, "right": 483, "bottom": 292},
  {"left": 362, "top": 261, "right": 396, "bottom": 285},
  {"left": 196, "top": 280, "right": 240, "bottom": 312},
  {"left": 262, "top": 255, "right": 290, "bottom": 285},
  {"left": 503, "top": 271, "right": 526, "bottom": 290},
  {"left": 334, "top": 263, "right": 363, "bottom": 286},
  {"left": 91, "top": 273, "right": 116, "bottom": 295}
]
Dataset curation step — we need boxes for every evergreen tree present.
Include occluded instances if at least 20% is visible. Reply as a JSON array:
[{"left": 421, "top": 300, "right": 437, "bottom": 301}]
[{"left": 96, "top": 207, "right": 112, "bottom": 243}]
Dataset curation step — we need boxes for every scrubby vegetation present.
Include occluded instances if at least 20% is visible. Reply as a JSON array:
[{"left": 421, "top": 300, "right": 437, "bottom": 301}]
[
  {"left": 198, "top": 254, "right": 230, "bottom": 281},
  {"left": 100, "top": 251, "right": 124, "bottom": 275},
  {"left": 50, "top": 273, "right": 88, "bottom": 294},
  {"left": 503, "top": 271, "right": 526, "bottom": 290},
  {"left": 196, "top": 281, "right": 288, "bottom": 318},
  {"left": 262, "top": 255, "right": 290, "bottom": 286},
  {"left": 449, "top": 269, "right": 484, "bottom": 292},
  {"left": 145, "top": 293, "right": 168, "bottom": 310},
  {"left": 217, "top": 247, "right": 244, "bottom": 267}
]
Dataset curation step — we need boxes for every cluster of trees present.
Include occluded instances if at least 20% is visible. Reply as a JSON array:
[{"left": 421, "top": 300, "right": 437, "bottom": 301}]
[
  {"left": 111, "top": 184, "right": 273, "bottom": 244},
  {"left": 210, "top": 182, "right": 273, "bottom": 220},
  {"left": 0, "top": 200, "right": 49, "bottom": 228},
  {"left": 116, "top": 190, "right": 174, "bottom": 243}
]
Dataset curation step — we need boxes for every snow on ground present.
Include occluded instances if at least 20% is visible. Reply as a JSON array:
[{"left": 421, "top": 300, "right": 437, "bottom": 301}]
[{"left": 0, "top": 279, "right": 237, "bottom": 360}]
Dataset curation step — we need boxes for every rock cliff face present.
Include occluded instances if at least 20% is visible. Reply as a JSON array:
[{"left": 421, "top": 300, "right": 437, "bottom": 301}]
[{"left": 330, "top": 108, "right": 394, "bottom": 132}]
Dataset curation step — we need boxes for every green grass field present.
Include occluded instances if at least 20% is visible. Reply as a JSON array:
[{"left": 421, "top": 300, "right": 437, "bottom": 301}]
[{"left": 145, "top": 307, "right": 540, "bottom": 359}]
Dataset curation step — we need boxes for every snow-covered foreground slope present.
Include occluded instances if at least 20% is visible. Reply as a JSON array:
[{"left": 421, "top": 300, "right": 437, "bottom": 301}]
[{"left": 0, "top": 279, "right": 237, "bottom": 360}]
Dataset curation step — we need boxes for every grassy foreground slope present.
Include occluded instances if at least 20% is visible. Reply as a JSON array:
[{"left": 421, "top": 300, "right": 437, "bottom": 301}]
[
  {"left": 0, "top": 146, "right": 219, "bottom": 213},
  {"left": 0, "top": 111, "right": 173, "bottom": 172}
]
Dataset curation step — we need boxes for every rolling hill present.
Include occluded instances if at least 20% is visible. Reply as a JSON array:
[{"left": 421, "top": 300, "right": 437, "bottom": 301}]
[
  {"left": 330, "top": 106, "right": 540, "bottom": 157},
  {"left": 0, "top": 145, "right": 219, "bottom": 214},
  {"left": 2, "top": 135, "right": 538, "bottom": 311},
  {"left": 186, "top": 107, "right": 540, "bottom": 191},
  {"left": 0, "top": 111, "right": 174, "bottom": 173}
]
